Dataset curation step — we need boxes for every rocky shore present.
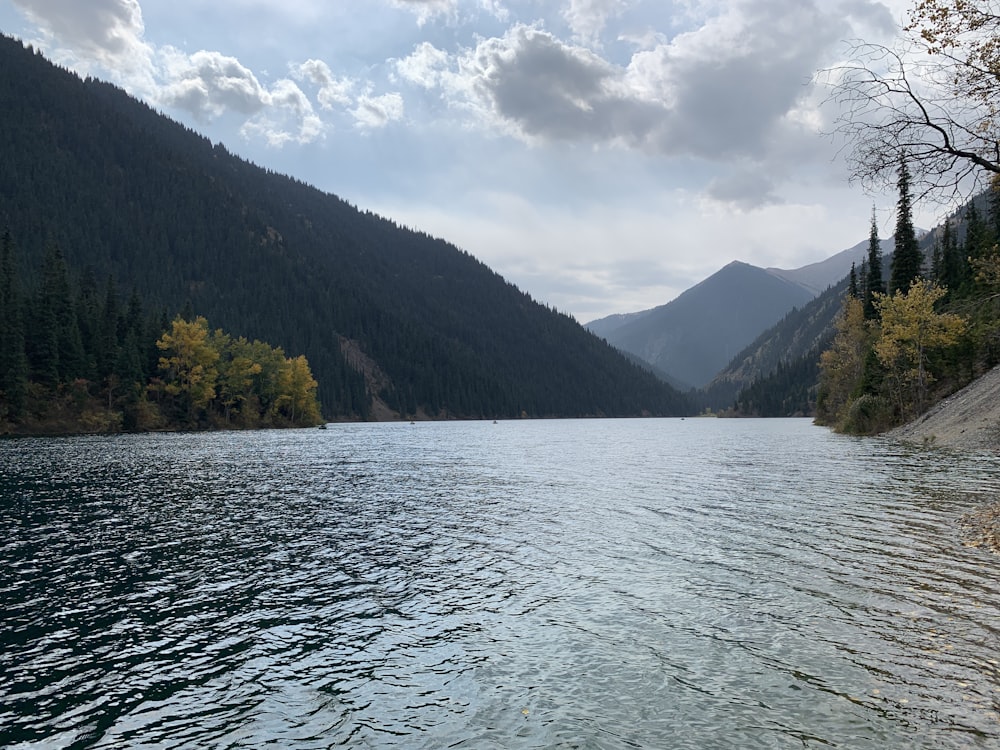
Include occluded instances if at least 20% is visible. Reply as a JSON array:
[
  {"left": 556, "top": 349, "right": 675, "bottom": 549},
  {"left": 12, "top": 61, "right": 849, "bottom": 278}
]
[
  {"left": 887, "top": 366, "right": 1000, "bottom": 553},
  {"left": 888, "top": 365, "right": 1000, "bottom": 451},
  {"left": 960, "top": 503, "right": 1000, "bottom": 554}
]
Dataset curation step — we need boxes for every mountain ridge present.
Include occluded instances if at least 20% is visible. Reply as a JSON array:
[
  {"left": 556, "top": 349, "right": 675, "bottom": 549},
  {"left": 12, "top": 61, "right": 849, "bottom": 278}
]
[
  {"left": 586, "top": 260, "right": 816, "bottom": 388},
  {"left": 0, "top": 34, "right": 689, "bottom": 421}
]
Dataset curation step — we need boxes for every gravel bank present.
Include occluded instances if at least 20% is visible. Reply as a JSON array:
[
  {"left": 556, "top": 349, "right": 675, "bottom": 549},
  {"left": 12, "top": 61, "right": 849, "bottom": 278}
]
[{"left": 887, "top": 365, "right": 1000, "bottom": 451}]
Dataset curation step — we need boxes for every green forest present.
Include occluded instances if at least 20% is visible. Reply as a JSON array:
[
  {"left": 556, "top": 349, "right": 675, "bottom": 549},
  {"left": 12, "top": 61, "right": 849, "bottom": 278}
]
[
  {"left": 0, "top": 232, "right": 322, "bottom": 434},
  {"left": 815, "top": 167, "right": 1000, "bottom": 434},
  {"left": 0, "top": 35, "right": 690, "bottom": 427}
]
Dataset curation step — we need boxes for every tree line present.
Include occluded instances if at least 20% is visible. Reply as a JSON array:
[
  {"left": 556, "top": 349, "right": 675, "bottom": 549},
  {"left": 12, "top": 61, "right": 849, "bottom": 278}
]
[
  {"left": 0, "top": 231, "right": 322, "bottom": 433},
  {"left": 815, "top": 165, "right": 1000, "bottom": 433},
  {"left": 0, "top": 34, "right": 690, "bottom": 421}
]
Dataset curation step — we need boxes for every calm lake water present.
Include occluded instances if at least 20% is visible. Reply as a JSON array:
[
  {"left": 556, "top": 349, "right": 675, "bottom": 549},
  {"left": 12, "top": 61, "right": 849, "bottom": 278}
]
[{"left": 2, "top": 418, "right": 1000, "bottom": 749}]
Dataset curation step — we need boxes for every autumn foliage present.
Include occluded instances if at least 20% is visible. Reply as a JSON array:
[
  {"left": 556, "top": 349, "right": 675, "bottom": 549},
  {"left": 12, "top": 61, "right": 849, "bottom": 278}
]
[
  {"left": 0, "top": 231, "right": 322, "bottom": 434},
  {"left": 153, "top": 316, "right": 322, "bottom": 428}
]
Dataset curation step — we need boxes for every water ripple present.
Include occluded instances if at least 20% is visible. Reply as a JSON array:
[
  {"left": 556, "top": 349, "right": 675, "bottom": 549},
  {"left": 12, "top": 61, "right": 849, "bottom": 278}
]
[{"left": 2, "top": 420, "right": 1000, "bottom": 748}]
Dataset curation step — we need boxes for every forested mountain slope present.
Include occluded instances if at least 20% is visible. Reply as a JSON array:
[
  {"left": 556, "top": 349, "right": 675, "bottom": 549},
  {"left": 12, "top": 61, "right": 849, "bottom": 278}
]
[
  {"left": 0, "top": 36, "right": 688, "bottom": 420},
  {"left": 705, "top": 225, "right": 947, "bottom": 416},
  {"left": 587, "top": 261, "right": 814, "bottom": 388},
  {"left": 699, "top": 277, "right": 848, "bottom": 411}
]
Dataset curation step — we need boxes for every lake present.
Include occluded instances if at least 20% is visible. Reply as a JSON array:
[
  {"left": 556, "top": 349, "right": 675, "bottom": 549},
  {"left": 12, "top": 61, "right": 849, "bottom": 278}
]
[{"left": 2, "top": 418, "right": 1000, "bottom": 749}]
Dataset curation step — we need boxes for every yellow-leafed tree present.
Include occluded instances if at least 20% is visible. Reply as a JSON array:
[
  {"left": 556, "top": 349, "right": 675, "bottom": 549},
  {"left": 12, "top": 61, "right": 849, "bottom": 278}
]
[
  {"left": 156, "top": 316, "right": 220, "bottom": 422},
  {"left": 274, "top": 354, "right": 322, "bottom": 425},
  {"left": 874, "top": 279, "right": 967, "bottom": 417},
  {"left": 816, "top": 296, "right": 869, "bottom": 428}
]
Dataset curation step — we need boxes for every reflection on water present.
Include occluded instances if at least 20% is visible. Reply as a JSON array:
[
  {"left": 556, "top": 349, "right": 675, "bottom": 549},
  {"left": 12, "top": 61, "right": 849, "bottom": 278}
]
[{"left": 2, "top": 419, "right": 1000, "bottom": 749}]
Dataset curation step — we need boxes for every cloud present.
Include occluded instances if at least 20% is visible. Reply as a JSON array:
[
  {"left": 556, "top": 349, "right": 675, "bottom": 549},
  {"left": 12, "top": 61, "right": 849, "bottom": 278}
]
[
  {"left": 8, "top": 0, "right": 407, "bottom": 145},
  {"left": 457, "top": 23, "right": 662, "bottom": 143},
  {"left": 159, "top": 49, "right": 269, "bottom": 118},
  {"left": 352, "top": 91, "right": 405, "bottom": 129},
  {"left": 12, "top": 0, "right": 143, "bottom": 57},
  {"left": 416, "top": 0, "right": 861, "bottom": 172},
  {"left": 561, "top": 0, "right": 628, "bottom": 45},
  {"left": 11, "top": 0, "right": 156, "bottom": 90},
  {"left": 297, "top": 59, "right": 355, "bottom": 109},
  {"left": 157, "top": 49, "right": 323, "bottom": 145},
  {"left": 389, "top": 0, "right": 458, "bottom": 26},
  {"left": 396, "top": 42, "right": 451, "bottom": 89},
  {"left": 241, "top": 79, "right": 324, "bottom": 146},
  {"left": 706, "top": 170, "right": 782, "bottom": 211}
]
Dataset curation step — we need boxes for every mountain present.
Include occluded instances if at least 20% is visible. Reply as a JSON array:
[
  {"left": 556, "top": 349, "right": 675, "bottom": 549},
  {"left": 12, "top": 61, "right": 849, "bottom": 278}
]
[
  {"left": 584, "top": 309, "right": 653, "bottom": 341},
  {"left": 697, "top": 277, "right": 848, "bottom": 411},
  {"left": 704, "top": 227, "right": 941, "bottom": 416},
  {"left": 0, "top": 36, "right": 689, "bottom": 420},
  {"left": 767, "top": 237, "right": 895, "bottom": 295},
  {"left": 586, "top": 261, "right": 815, "bottom": 388}
]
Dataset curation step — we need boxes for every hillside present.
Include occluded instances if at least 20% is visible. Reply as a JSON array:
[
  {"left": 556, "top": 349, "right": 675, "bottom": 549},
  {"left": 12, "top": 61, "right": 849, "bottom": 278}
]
[
  {"left": 0, "top": 36, "right": 689, "bottom": 421},
  {"left": 711, "top": 207, "right": 981, "bottom": 419},
  {"left": 700, "top": 276, "right": 848, "bottom": 410},
  {"left": 587, "top": 261, "right": 814, "bottom": 388}
]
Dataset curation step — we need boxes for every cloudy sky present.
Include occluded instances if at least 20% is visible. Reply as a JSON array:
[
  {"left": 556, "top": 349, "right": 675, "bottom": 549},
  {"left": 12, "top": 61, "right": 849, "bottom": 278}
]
[{"left": 0, "top": 0, "right": 933, "bottom": 322}]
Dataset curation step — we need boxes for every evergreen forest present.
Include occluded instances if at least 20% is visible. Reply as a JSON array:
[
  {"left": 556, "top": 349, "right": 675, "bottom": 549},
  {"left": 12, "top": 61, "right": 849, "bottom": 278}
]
[
  {"left": 0, "top": 35, "right": 690, "bottom": 428},
  {"left": 0, "top": 232, "right": 322, "bottom": 433}
]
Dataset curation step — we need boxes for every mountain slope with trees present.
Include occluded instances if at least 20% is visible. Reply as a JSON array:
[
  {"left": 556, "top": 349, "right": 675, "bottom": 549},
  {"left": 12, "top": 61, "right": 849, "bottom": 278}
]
[
  {"left": 0, "top": 35, "right": 689, "bottom": 422},
  {"left": 0, "top": 233, "right": 323, "bottom": 433},
  {"left": 586, "top": 261, "right": 815, "bottom": 388},
  {"left": 812, "top": 0, "right": 1000, "bottom": 435}
]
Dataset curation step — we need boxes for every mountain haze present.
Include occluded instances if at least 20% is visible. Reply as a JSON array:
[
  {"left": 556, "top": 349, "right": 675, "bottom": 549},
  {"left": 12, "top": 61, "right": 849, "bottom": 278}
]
[
  {"left": 707, "top": 228, "right": 941, "bottom": 416},
  {"left": 587, "top": 261, "right": 815, "bottom": 388},
  {"left": 767, "top": 237, "right": 894, "bottom": 295},
  {"left": 0, "top": 36, "right": 688, "bottom": 420}
]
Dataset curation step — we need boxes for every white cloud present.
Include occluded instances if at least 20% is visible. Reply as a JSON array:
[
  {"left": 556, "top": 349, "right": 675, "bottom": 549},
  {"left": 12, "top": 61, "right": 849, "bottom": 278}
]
[
  {"left": 297, "top": 59, "right": 355, "bottom": 109},
  {"left": 352, "top": 91, "right": 405, "bottom": 129},
  {"left": 157, "top": 50, "right": 323, "bottom": 145},
  {"left": 7, "top": 0, "right": 410, "bottom": 144},
  {"left": 11, "top": 0, "right": 157, "bottom": 92},
  {"left": 389, "top": 0, "right": 458, "bottom": 26},
  {"left": 420, "top": 0, "right": 857, "bottom": 168},
  {"left": 159, "top": 49, "right": 269, "bottom": 118},
  {"left": 246, "top": 78, "right": 324, "bottom": 145},
  {"left": 561, "top": 0, "right": 629, "bottom": 45},
  {"left": 396, "top": 42, "right": 451, "bottom": 89}
]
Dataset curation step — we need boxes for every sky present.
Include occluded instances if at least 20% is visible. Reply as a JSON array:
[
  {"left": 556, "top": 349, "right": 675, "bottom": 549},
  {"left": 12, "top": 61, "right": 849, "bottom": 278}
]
[{"left": 0, "top": 0, "right": 938, "bottom": 322}]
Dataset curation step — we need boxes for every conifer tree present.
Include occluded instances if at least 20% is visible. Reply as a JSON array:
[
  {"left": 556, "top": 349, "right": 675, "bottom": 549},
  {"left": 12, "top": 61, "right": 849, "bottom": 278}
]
[
  {"left": 989, "top": 175, "right": 1000, "bottom": 242},
  {"left": 935, "top": 219, "right": 966, "bottom": 293},
  {"left": 963, "top": 199, "right": 989, "bottom": 262},
  {"left": 864, "top": 205, "right": 885, "bottom": 318},
  {"left": 36, "top": 244, "right": 87, "bottom": 382},
  {"left": 889, "top": 160, "right": 923, "bottom": 294},
  {"left": 0, "top": 231, "right": 29, "bottom": 417}
]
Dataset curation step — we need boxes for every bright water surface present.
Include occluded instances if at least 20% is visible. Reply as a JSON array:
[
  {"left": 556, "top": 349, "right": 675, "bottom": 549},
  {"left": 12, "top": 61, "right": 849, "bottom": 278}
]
[{"left": 2, "top": 418, "right": 1000, "bottom": 749}]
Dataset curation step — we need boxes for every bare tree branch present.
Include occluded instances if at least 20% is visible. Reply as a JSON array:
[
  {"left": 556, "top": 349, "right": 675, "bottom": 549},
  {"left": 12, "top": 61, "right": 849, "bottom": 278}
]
[{"left": 820, "top": 3, "right": 1000, "bottom": 209}]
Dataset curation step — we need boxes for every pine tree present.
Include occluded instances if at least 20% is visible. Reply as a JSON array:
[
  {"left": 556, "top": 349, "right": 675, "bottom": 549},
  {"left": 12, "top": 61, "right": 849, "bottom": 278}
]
[
  {"left": 36, "top": 243, "right": 86, "bottom": 383},
  {"left": 848, "top": 262, "right": 859, "bottom": 299},
  {"left": 936, "top": 219, "right": 966, "bottom": 294},
  {"left": 963, "top": 199, "right": 989, "bottom": 262},
  {"left": 0, "top": 230, "right": 29, "bottom": 418},
  {"left": 990, "top": 175, "right": 1000, "bottom": 242},
  {"left": 864, "top": 205, "right": 885, "bottom": 318},
  {"left": 889, "top": 159, "right": 923, "bottom": 294}
]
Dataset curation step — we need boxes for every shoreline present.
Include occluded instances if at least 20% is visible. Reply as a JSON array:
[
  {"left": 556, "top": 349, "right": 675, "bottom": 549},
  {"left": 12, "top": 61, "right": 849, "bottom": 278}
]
[{"left": 887, "top": 365, "right": 1000, "bottom": 452}]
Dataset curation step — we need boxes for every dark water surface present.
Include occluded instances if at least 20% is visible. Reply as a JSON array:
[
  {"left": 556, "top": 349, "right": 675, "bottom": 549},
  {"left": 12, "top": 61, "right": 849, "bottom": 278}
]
[{"left": 2, "top": 418, "right": 1000, "bottom": 748}]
